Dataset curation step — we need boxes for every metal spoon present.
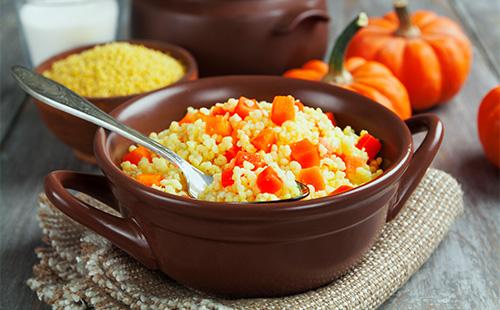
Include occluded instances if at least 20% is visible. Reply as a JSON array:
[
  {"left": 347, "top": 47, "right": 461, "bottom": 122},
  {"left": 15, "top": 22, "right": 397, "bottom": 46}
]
[{"left": 11, "top": 65, "right": 309, "bottom": 202}]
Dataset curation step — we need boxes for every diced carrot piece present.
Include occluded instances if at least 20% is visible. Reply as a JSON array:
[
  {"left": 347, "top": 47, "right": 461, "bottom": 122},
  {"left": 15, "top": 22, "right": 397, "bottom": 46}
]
[
  {"left": 234, "top": 96, "right": 258, "bottom": 119},
  {"left": 283, "top": 69, "right": 323, "bottom": 81},
  {"left": 234, "top": 151, "right": 264, "bottom": 169},
  {"left": 251, "top": 128, "right": 277, "bottom": 152},
  {"left": 330, "top": 185, "right": 353, "bottom": 195},
  {"left": 299, "top": 166, "right": 325, "bottom": 190},
  {"left": 221, "top": 168, "right": 234, "bottom": 187},
  {"left": 136, "top": 174, "right": 163, "bottom": 187},
  {"left": 257, "top": 166, "right": 283, "bottom": 194},
  {"left": 356, "top": 134, "right": 382, "bottom": 160},
  {"left": 291, "top": 139, "right": 320, "bottom": 168},
  {"left": 178, "top": 112, "right": 205, "bottom": 125},
  {"left": 295, "top": 100, "right": 304, "bottom": 111},
  {"left": 178, "top": 113, "right": 194, "bottom": 124},
  {"left": 224, "top": 145, "right": 241, "bottom": 162},
  {"left": 325, "top": 112, "right": 336, "bottom": 126},
  {"left": 205, "top": 115, "right": 232, "bottom": 136},
  {"left": 271, "top": 96, "right": 296, "bottom": 125},
  {"left": 343, "top": 155, "right": 366, "bottom": 179},
  {"left": 302, "top": 60, "right": 329, "bottom": 76},
  {"left": 122, "top": 146, "right": 152, "bottom": 165},
  {"left": 211, "top": 106, "right": 228, "bottom": 116}
]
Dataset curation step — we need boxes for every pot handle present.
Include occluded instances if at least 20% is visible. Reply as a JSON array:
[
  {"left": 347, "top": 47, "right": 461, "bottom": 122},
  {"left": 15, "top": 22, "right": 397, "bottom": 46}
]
[
  {"left": 386, "top": 114, "right": 444, "bottom": 221},
  {"left": 44, "top": 171, "right": 157, "bottom": 269},
  {"left": 274, "top": 8, "right": 330, "bottom": 35}
]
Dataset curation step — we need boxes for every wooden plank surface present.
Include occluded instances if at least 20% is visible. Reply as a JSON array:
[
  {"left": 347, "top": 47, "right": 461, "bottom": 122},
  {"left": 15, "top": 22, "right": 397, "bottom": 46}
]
[
  {"left": 0, "top": 102, "right": 97, "bottom": 310},
  {"left": 1, "top": 0, "right": 499, "bottom": 309},
  {"left": 450, "top": 0, "right": 500, "bottom": 79},
  {"left": 0, "top": 0, "right": 30, "bottom": 143}
]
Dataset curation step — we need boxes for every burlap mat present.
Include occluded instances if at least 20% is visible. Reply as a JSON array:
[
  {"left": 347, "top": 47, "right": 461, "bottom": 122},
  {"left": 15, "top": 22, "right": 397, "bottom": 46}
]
[{"left": 27, "top": 168, "right": 463, "bottom": 310}]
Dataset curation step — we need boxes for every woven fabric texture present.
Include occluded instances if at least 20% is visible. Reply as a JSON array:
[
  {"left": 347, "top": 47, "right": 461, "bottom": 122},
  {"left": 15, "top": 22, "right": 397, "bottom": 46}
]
[{"left": 27, "top": 168, "right": 463, "bottom": 310}]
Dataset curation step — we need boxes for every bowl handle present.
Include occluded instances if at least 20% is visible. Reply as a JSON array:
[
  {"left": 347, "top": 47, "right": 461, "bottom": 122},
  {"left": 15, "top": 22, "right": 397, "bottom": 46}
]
[
  {"left": 386, "top": 114, "right": 444, "bottom": 221},
  {"left": 44, "top": 171, "right": 157, "bottom": 269},
  {"left": 273, "top": 8, "right": 330, "bottom": 35}
]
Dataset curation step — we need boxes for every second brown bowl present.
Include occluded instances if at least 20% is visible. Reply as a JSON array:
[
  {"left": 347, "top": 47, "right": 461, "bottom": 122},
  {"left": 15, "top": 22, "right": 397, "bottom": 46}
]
[{"left": 34, "top": 40, "right": 198, "bottom": 163}]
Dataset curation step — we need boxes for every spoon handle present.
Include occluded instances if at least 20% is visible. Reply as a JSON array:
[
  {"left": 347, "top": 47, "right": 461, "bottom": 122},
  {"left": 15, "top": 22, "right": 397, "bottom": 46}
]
[{"left": 11, "top": 65, "right": 186, "bottom": 168}]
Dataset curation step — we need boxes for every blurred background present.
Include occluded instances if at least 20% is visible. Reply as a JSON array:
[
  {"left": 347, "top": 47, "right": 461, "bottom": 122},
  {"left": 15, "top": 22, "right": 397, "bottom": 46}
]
[
  {"left": 1, "top": 0, "right": 131, "bottom": 140},
  {"left": 1, "top": 0, "right": 498, "bottom": 142}
]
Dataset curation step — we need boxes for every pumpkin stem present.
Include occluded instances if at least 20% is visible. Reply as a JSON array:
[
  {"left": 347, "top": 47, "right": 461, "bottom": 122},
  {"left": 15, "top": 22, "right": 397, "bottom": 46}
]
[
  {"left": 323, "top": 13, "right": 368, "bottom": 85},
  {"left": 394, "top": 0, "right": 421, "bottom": 38}
]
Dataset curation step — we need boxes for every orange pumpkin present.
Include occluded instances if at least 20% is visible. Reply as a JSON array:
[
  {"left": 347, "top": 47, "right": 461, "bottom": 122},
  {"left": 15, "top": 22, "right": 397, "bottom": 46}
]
[
  {"left": 346, "top": 0, "right": 472, "bottom": 110},
  {"left": 477, "top": 86, "right": 500, "bottom": 168},
  {"left": 283, "top": 13, "right": 411, "bottom": 120}
]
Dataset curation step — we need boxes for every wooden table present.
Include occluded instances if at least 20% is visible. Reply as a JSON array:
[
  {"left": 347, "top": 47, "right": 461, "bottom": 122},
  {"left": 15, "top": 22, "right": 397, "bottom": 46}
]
[{"left": 1, "top": 0, "right": 499, "bottom": 308}]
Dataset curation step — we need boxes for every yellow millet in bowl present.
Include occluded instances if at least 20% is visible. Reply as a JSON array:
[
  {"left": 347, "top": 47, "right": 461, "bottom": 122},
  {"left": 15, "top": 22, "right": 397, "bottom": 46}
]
[
  {"left": 42, "top": 42, "right": 185, "bottom": 98},
  {"left": 120, "top": 96, "right": 384, "bottom": 203}
]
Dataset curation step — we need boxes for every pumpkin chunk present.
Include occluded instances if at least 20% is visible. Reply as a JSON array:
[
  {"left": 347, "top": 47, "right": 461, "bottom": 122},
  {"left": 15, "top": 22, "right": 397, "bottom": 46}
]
[
  {"left": 122, "top": 146, "right": 152, "bottom": 165},
  {"left": 224, "top": 145, "right": 241, "bottom": 162},
  {"left": 234, "top": 96, "right": 258, "bottom": 119},
  {"left": 205, "top": 115, "right": 232, "bottom": 136},
  {"left": 136, "top": 174, "right": 162, "bottom": 186},
  {"left": 356, "top": 134, "right": 381, "bottom": 160},
  {"left": 257, "top": 167, "right": 283, "bottom": 194},
  {"left": 299, "top": 166, "right": 325, "bottom": 190},
  {"left": 221, "top": 168, "right": 234, "bottom": 187},
  {"left": 211, "top": 105, "right": 229, "bottom": 116},
  {"left": 178, "top": 112, "right": 205, "bottom": 125},
  {"left": 234, "top": 151, "right": 264, "bottom": 169},
  {"left": 251, "top": 128, "right": 277, "bottom": 152},
  {"left": 291, "top": 139, "right": 320, "bottom": 168},
  {"left": 271, "top": 95, "right": 296, "bottom": 125}
]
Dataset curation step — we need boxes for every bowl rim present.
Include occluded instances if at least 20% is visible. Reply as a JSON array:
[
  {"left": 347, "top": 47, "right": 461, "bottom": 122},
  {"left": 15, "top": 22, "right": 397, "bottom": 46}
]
[
  {"left": 95, "top": 76, "right": 412, "bottom": 215},
  {"left": 34, "top": 39, "right": 198, "bottom": 102}
]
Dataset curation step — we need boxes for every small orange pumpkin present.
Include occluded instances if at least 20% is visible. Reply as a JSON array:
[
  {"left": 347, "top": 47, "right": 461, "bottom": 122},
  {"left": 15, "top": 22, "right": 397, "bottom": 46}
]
[
  {"left": 346, "top": 0, "right": 472, "bottom": 110},
  {"left": 478, "top": 86, "right": 500, "bottom": 168},
  {"left": 283, "top": 13, "right": 411, "bottom": 120}
]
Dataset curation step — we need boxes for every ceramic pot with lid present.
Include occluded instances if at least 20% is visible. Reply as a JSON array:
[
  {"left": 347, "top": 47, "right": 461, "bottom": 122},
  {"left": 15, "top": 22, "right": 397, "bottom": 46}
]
[{"left": 131, "top": 0, "right": 329, "bottom": 76}]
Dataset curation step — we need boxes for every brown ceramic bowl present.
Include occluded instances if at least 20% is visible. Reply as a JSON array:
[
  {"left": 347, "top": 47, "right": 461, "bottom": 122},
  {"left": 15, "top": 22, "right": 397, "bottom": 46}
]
[
  {"left": 44, "top": 76, "right": 443, "bottom": 298},
  {"left": 34, "top": 40, "right": 198, "bottom": 163}
]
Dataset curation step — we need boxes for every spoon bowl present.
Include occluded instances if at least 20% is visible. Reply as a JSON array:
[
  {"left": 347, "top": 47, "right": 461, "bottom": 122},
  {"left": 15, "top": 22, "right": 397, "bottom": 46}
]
[{"left": 11, "top": 65, "right": 309, "bottom": 202}]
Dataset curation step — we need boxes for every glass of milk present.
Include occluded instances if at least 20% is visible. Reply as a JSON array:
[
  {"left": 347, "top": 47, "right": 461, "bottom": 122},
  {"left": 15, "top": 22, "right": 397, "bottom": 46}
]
[{"left": 17, "top": 0, "right": 119, "bottom": 66}]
